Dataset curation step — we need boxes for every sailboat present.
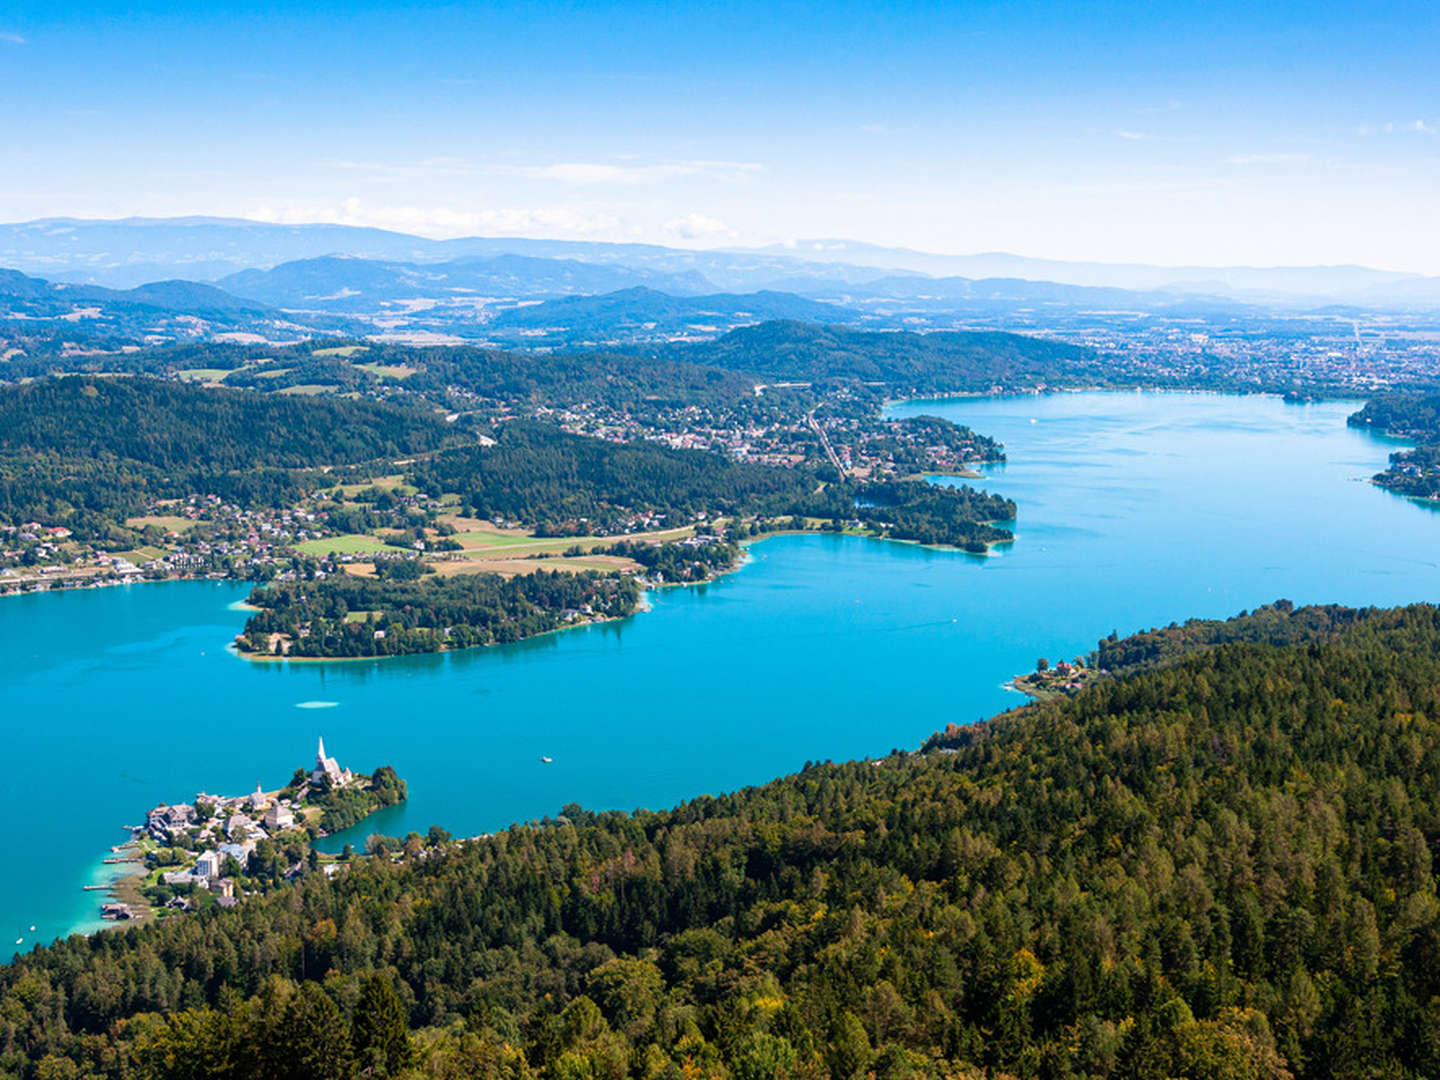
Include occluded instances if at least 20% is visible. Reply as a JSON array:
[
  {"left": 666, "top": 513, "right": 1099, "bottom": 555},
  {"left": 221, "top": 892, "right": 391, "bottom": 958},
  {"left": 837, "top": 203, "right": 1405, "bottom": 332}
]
[{"left": 540, "top": 755, "right": 553, "bottom": 764}]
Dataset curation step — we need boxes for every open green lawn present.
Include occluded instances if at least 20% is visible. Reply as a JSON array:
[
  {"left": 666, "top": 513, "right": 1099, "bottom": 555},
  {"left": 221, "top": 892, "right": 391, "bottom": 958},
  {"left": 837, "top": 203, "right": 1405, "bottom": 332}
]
[
  {"left": 355, "top": 362, "right": 417, "bottom": 379},
  {"left": 291, "top": 533, "right": 393, "bottom": 557},
  {"left": 453, "top": 529, "right": 559, "bottom": 550},
  {"left": 312, "top": 345, "right": 370, "bottom": 357},
  {"left": 125, "top": 514, "right": 198, "bottom": 533},
  {"left": 336, "top": 474, "right": 414, "bottom": 497},
  {"left": 112, "top": 546, "right": 168, "bottom": 563}
]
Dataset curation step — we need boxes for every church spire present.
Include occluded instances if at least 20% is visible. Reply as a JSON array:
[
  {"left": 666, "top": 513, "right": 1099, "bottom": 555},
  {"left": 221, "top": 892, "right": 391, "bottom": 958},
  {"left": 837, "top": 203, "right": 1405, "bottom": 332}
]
[{"left": 317, "top": 735, "right": 326, "bottom": 765}]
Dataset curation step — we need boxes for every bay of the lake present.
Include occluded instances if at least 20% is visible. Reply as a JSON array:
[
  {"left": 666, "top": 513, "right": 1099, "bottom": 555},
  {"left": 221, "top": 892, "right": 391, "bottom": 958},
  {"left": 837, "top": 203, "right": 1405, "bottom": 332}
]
[{"left": 4, "top": 391, "right": 1438, "bottom": 960}]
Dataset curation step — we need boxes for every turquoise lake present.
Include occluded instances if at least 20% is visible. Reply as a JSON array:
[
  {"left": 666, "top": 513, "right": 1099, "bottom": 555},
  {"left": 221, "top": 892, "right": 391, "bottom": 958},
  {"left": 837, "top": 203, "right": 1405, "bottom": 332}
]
[{"left": 5, "top": 390, "right": 1440, "bottom": 960}]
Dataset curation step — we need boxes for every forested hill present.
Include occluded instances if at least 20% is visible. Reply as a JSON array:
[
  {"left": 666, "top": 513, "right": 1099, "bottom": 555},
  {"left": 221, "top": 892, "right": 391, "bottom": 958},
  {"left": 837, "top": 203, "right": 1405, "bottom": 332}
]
[
  {"left": 0, "top": 377, "right": 455, "bottom": 470},
  {"left": 0, "top": 378, "right": 457, "bottom": 533},
  {"left": 8, "top": 603, "right": 1440, "bottom": 1078},
  {"left": 680, "top": 320, "right": 1100, "bottom": 391},
  {"left": 1090, "top": 599, "right": 1385, "bottom": 676},
  {"left": 408, "top": 421, "right": 1014, "bottom": 548},
  {"left": 483, "top": 288, "right": 855, "bottom": 343},
  {"left": 408, "top": 419, "right": 813, "bottom": 530}
]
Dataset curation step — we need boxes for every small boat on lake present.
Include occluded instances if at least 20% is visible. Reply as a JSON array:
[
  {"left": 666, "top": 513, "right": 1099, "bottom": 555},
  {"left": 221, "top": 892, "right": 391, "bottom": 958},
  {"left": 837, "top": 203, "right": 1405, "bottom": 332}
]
[{"left": 540, "top": 755, "right": 553, "bottom": 764}]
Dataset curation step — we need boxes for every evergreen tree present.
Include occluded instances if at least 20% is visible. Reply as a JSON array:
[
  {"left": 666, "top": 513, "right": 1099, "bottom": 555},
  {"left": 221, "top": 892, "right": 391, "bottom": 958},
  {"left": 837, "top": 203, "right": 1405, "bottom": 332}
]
[{"left": 352, "top": 974, "right": 411, "bottom": 1077}]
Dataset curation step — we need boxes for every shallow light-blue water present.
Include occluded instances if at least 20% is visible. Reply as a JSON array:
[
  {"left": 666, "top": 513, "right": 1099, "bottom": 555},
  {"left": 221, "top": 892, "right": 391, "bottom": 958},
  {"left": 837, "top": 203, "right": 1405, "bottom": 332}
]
[{"left": 4, "top": 391, "right": 1439, "bottom": 960}]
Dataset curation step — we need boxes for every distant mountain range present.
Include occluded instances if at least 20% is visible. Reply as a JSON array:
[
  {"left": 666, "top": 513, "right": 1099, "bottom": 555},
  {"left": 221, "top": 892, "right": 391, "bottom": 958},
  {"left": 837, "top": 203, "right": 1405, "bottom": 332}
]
[
  {"left": 736, "top": 238, "right": 1437, "bottom": 301},
  {"left": 0, "top": 263, "right": 860, "bottom": 350},
  {"left": 4, "top": 217, "right": 1440, "bottom": 355},
  {"left": 3, "top": 216, "right": 1439, "bottom": 307},
  {"left": 482, "top": 286, "right": 855, "bottom": 345},
  {"left": 218, "top": 254, "right": 712, "bottom": 311},
  {"left": 0, "top": 267, "right": 352, "bottom": 345}
]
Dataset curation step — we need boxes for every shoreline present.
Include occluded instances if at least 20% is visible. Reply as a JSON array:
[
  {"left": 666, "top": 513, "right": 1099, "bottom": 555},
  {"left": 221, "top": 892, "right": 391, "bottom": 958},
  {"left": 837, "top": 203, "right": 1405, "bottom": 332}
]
[
  {"left": 0, "top": 572, "right": 245, "bottom": 602},
  {"left": 233, "top": 542, "right": 767, "bottom": 665},
  {"left": 232, "top": 607, "right": 636, "bottom": 664},
  {"left": 75, "top": 841, "right": 152, "bottom": 938},
  {"left": 883, "top": 385, "right": 1369, "bottom": 413}
]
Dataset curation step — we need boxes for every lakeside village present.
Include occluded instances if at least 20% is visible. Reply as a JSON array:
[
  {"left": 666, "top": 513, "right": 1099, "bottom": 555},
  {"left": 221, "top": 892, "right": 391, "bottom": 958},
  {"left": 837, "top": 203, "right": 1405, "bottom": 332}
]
[
  {"left": 98, "top": 739, "right": 406, "bottom": 925},
  {"left": 0, "top": 392, "right": 1002, "bottom": 596}
]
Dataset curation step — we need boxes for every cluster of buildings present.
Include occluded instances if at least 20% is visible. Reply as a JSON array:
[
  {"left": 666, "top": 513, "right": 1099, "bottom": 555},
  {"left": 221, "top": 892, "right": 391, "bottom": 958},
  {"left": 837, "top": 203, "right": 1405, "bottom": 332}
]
[
  {"left": 1, "top": 487, "right": 396, "bottom": 594},
  {"left": 524, "top": 394, "right": 998, "bottom": 486},
  {"left": 134, "top": 738, "right": 357, "bottom": 911}
]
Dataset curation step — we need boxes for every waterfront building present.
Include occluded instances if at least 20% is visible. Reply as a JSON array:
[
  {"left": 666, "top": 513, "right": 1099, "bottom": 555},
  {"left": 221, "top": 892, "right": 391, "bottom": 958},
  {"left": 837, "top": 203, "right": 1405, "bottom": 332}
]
[{"left": 311, "top": 736, "right": 354, "bottom": 787}]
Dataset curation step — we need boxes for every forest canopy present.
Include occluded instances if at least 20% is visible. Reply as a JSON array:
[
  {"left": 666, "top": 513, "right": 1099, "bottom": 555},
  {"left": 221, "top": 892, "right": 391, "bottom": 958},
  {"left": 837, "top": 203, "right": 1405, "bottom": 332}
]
[
  {"left": 0, "top": 377, "right": 456, "bottom": 535},
  {"left": 7, "top": 602, "right": 1440, "bottom": 1078},
  {"left": 679, "top": 321, "right": 1101, "bottom": 392}
]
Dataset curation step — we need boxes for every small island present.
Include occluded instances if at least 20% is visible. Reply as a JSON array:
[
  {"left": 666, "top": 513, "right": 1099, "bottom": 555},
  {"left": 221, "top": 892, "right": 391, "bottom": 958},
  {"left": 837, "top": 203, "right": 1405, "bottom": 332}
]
[{"left": 102, "top": 738, "right": 405, "bottom": 924}]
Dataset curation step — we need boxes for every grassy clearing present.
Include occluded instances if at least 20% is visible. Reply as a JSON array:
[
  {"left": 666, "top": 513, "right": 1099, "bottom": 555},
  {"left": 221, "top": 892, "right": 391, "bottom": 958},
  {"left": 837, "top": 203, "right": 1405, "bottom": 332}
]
[
  {"left": 172, "top": 368, "right": 234, "bottom": 382},
  {"left": 449, "top": 522, "right": 699, "bottom": 557},
  {"left": 276, "top": 384, "right": 334, "bottom": 396},
  {"left": 312, "top": 345, "right": 370, "bottom": 358},
  {"left": 125, "top": 515, "right": 197, "bottom": 533},
  {"left": 543, "top": 555, "right": 637, "bottom": 572},
  {"left": 356, "top": 362, "right": 417, "bottom": 379},
  {"left": 111, "top": 546, "right": 168, "bottom": 563},
  {"left": 426, "top": 554, "right": 628, "bottom": 577},
  {"left": 453, "top": 528, "right": 558, "bottom": 550},
  {"left": 335, "top": 474, "right": 411, "bottom": 497},
  {"left": 291, "top": 533, "right": 393, "bottom": 556}
]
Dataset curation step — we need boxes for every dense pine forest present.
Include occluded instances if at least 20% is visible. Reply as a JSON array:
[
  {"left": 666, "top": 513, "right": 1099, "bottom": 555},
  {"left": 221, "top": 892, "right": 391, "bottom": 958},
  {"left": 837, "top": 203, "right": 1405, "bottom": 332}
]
[{"left": 7, "top": 602, "right": 1440, "bottom": 1078}]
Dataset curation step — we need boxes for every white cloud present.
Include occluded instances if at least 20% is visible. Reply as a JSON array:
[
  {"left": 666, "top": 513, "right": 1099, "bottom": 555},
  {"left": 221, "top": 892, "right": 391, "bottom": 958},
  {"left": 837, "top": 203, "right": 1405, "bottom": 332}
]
[
  {"left": 0, "top": 31, "right": 25, "bottom": 45},
  {"left": 247, "top": 197, "right": 621, "bottom": 239},
  {"left": 664, "top": 213, "right": 736, "bottom": 240},
  {"left": 1112, "top": 129, "right": 1149, "bottom": 141},
  {"left": 512, "top": 159, "right": 761, "bottom": 185},
  {"left": 1226, "top": 152, "right": 1312, "bottom": 165},
  {"left": 1375, "top": 119, "right": 1435, "bottom": 135}
]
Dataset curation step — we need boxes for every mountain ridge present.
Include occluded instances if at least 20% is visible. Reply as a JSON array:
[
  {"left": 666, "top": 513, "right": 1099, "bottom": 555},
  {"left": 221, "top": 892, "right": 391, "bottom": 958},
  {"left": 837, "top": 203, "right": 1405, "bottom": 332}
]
[{"left": 5, "top": 216, "right": 1439, "bottom": 304}]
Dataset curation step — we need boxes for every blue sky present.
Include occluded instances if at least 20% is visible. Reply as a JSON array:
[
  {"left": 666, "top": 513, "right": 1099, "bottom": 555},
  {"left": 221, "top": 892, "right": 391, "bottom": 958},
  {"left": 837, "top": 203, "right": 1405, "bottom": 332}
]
[{"left": 2, "top": 0, "right": 1438, "bottom": 269}]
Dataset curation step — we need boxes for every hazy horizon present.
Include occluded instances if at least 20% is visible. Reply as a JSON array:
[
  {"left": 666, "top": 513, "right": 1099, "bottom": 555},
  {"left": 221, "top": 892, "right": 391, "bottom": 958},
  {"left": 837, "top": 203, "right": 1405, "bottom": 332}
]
[
  {"left": 2, "top": 213, "right": 1435, "bottom": 282},
  {"left": 3, "top": 1, "right": 1439, "bottom": 272}
]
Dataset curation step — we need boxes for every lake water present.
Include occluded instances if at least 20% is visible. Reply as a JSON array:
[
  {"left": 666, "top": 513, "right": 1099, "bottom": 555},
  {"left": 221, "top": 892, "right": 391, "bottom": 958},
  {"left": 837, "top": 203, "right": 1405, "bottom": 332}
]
[{"left": 4, "top": 391, "right": 1439, "bottom": 960}]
